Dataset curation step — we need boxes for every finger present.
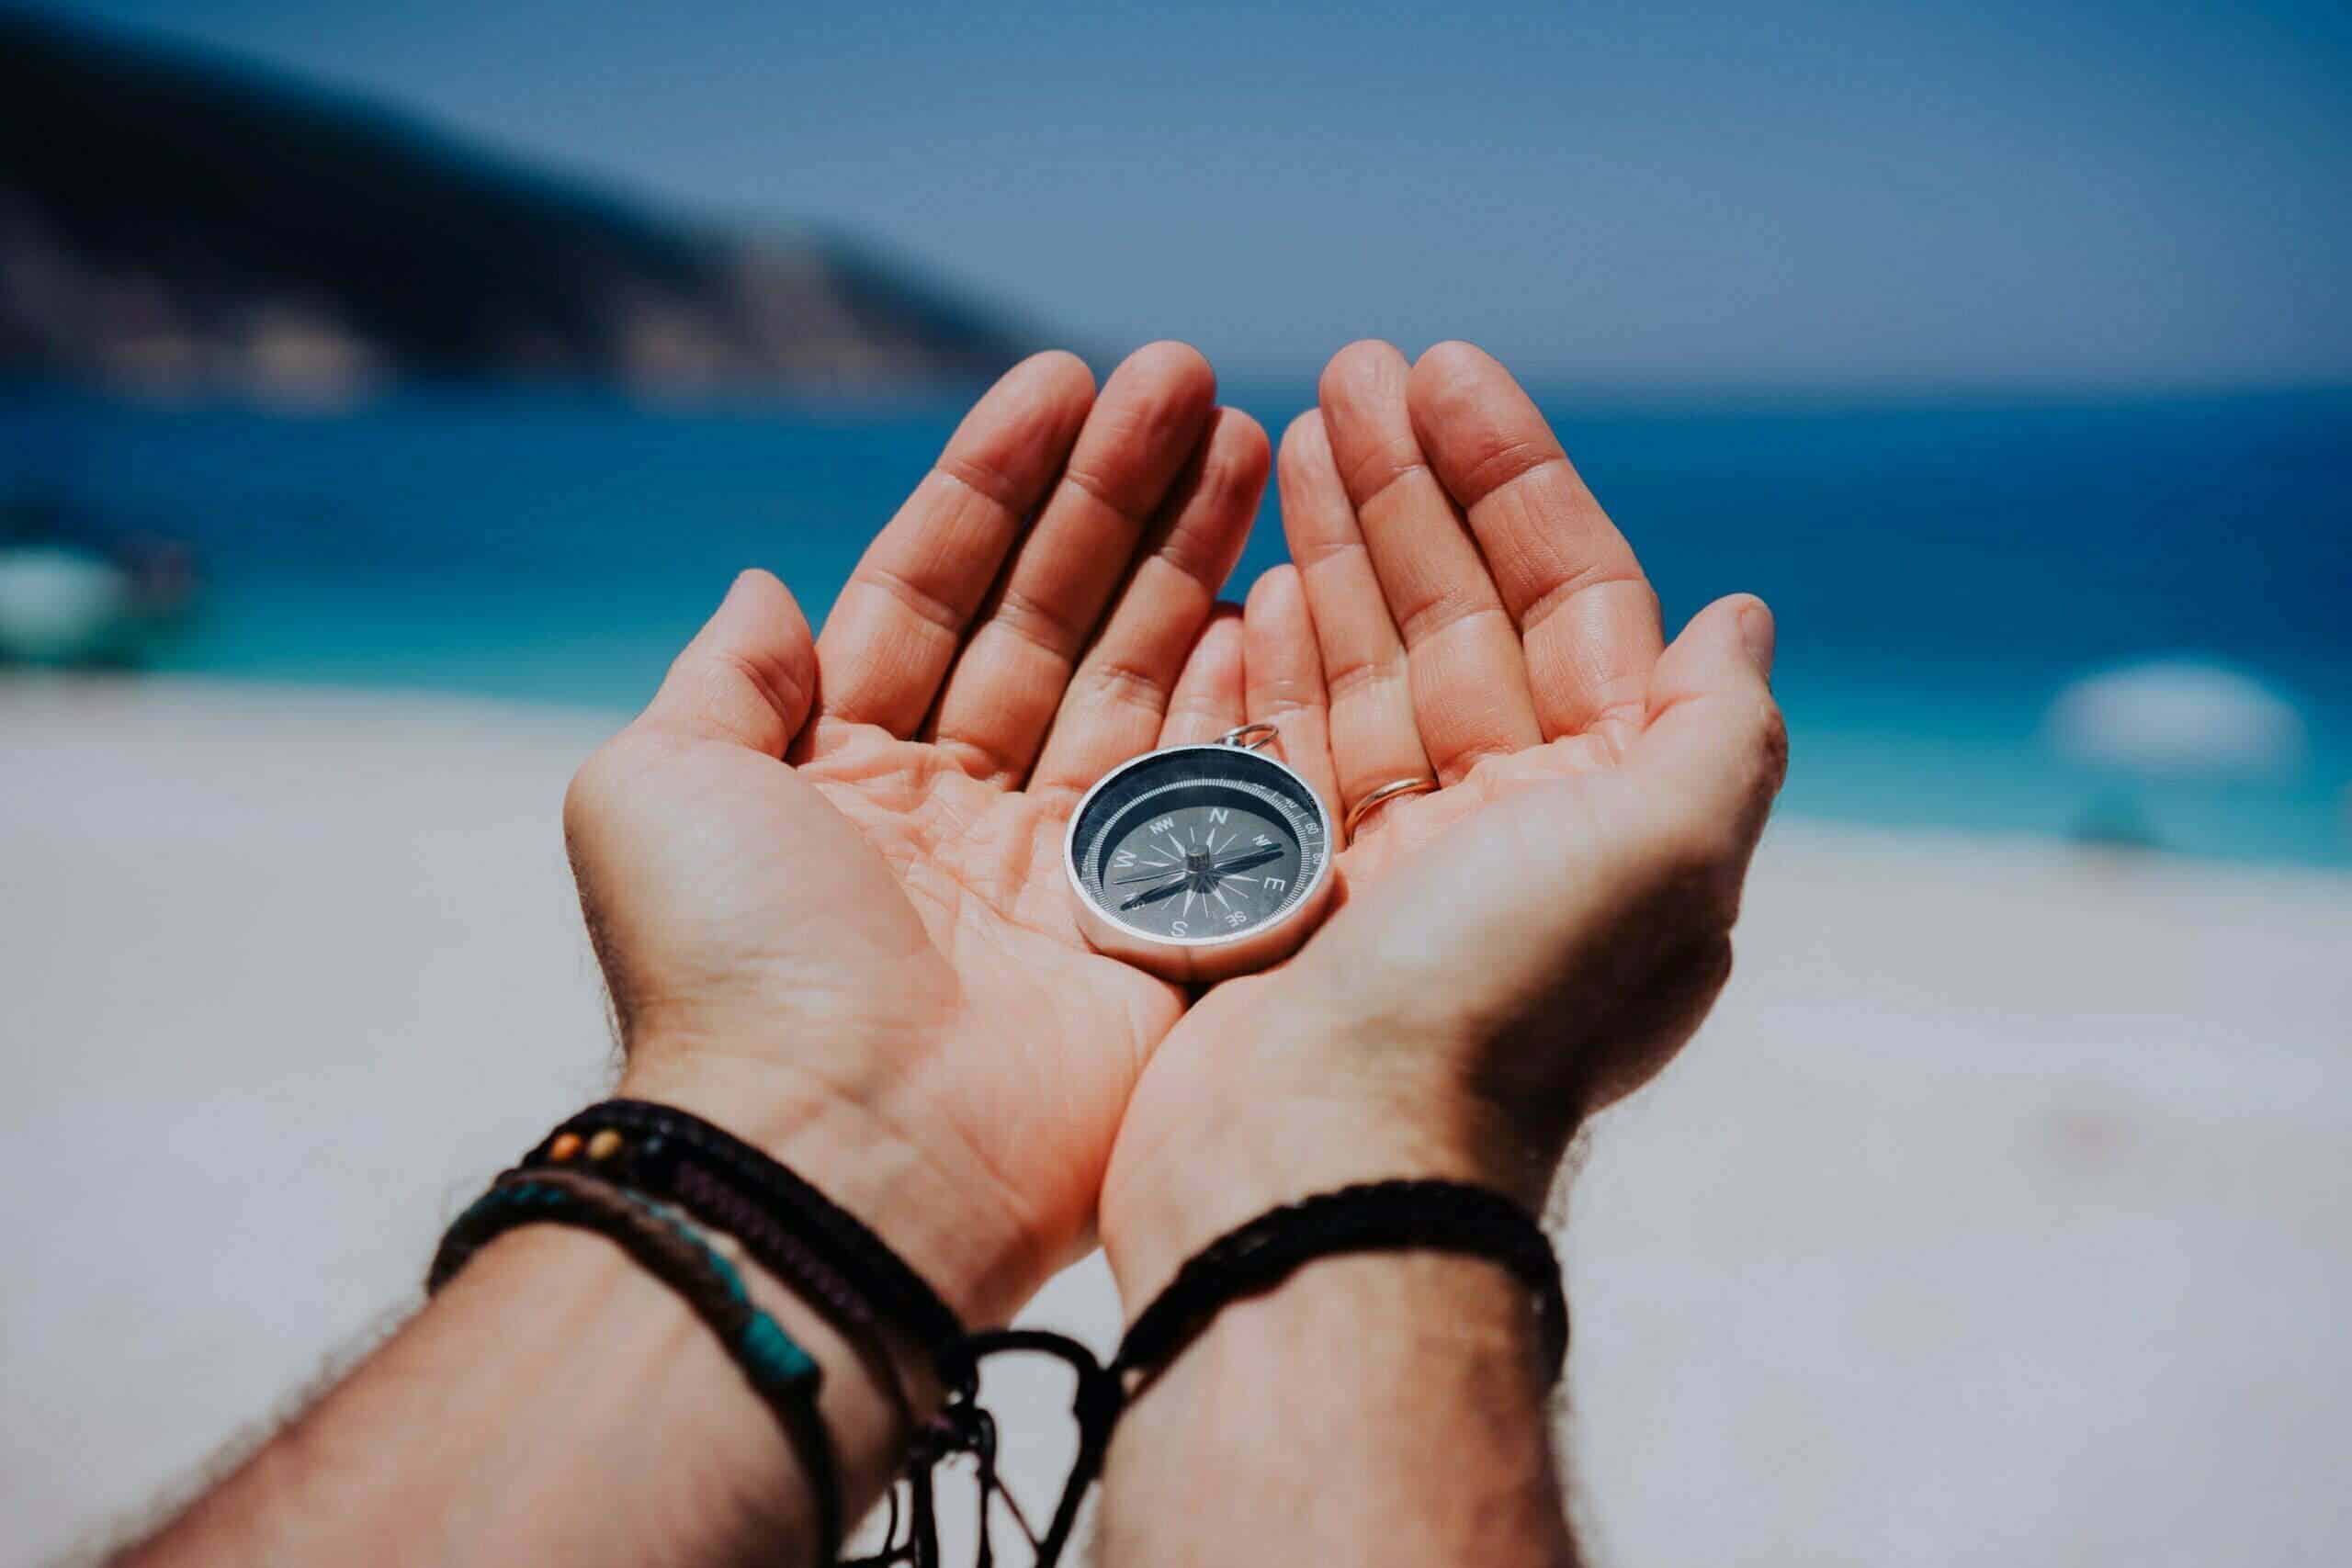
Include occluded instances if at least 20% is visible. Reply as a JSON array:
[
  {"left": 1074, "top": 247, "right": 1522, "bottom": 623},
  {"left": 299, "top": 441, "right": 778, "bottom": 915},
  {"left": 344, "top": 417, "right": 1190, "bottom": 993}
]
[
  {"left": 815, "top": 351, "right": 1095, "bottom": 734},
  {"left": 1156, "top": 605, "right": 1246, "bottom": 745},
  {"left": 926, "top": 342, "right": 1220, "bottom": 784},
  {"left": 1407, "top": 341, "right": 1662, "bottom": 744},
  {"left": 1317, "top": 340, "right": 1544, "bottom": 784},
  {"left": 641, "top": 570, "right": 817, "bottom": 755},
  {"left": 1276, "top": 410, "right": 1432, "bottom": 820},
  {"left": 1240, "top": 564, "right": 1341, "bottom": 819},
  {"left": 1029, "top": 408, "right": 1269, "bottom": 796},
  {"left": 1630, "top": 594, "right": 1788, "bottom": 873}
]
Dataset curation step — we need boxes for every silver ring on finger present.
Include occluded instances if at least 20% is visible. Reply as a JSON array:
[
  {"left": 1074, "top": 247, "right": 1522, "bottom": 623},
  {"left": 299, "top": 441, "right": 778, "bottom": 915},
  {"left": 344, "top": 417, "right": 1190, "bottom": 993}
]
[{"left": 1344, "top": 775, "right": 1438, "bottom": 841}]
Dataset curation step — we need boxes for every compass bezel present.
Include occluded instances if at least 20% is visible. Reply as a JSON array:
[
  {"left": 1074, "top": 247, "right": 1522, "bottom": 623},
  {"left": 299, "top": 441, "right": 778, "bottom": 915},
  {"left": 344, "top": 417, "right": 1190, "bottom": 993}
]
[{"left": 1063, "top": 742, "right": 1336, "bottom": 982}]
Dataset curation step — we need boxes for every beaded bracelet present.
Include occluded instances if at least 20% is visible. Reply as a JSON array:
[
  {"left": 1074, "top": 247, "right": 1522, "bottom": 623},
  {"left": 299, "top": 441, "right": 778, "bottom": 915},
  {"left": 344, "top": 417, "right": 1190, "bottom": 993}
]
[
  {"left": 427, "top": 1167, "right": 845, "bottom": 1561},
  {"left": 440, "top": 1104, "right": 1566, "bottom": 1568},
  {"left": 528, "top": 1100, "right": 966, "bottom": 1382},
  {"left": 517, "top": 1109, "right": 925, "bottom": 1434},
  {"left": 501, "top": 1101, "right": 1005, "bottom": 1568}
]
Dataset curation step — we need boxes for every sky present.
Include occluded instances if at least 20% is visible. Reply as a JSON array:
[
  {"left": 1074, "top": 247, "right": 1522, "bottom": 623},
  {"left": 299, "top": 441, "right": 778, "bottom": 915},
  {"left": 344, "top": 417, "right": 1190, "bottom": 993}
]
[{"left": 47, "top": 0, "right": 2352, "bottom": 388}]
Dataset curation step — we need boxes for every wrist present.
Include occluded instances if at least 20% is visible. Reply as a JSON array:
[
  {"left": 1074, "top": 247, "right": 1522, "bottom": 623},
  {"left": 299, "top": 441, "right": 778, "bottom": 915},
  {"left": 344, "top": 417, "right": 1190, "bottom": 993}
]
[
  {"left": 1100, "top": 1009, "right": 1554, "bottom": 1311},
  {"left": 616, "top": 1047, "right": 1047, "bottom": 1329}
]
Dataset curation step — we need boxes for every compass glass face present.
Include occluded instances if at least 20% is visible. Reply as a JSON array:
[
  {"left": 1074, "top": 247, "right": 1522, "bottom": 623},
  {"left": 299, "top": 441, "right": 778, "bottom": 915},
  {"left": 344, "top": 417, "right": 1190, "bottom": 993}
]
[{"left": 1070, "top": 746, "right": 1329, "bottom": 945}]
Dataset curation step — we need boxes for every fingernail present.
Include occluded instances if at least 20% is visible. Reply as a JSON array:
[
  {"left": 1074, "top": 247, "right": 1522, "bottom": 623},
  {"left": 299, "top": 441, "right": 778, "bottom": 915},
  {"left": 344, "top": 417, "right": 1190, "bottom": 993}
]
[{"left": 1737, "top": 602, "right": 1776, "bottom": 675}]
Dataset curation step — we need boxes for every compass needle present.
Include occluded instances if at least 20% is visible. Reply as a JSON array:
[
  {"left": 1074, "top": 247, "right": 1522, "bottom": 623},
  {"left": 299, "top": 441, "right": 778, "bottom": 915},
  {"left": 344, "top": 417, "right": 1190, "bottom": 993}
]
[
  {"left": 1210, "top": 846, "right": 1286, "bottom": 875},
  {"left": 1118, "top": 878, "right": 1189, "bottom": 911}
]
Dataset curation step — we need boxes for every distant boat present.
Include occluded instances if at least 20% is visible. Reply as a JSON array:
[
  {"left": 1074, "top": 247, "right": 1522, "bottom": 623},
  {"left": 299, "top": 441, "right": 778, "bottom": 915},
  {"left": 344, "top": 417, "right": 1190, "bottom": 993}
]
[
  {"left": 2045, "top": 658, "right": 2309, "bottom": 780},
  {"left": 0, "top": 495, "right": 198, "bottom": 667}
]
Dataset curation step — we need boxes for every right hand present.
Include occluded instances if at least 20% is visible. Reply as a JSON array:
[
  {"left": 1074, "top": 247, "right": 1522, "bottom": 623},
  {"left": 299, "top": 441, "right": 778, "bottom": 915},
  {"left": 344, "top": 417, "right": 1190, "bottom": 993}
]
[{"left": 1101, "top": 341, "right": 1789, "bottom": 1294}]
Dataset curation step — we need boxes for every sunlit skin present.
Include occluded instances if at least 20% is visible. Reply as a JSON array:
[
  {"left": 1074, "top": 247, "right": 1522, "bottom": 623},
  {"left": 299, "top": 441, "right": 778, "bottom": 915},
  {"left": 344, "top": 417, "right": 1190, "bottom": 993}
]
[
  {"left": 569, "top": 336, "right": 1787, "bottom": 1331},
  {"left": 1102, "top": 339, "right": 1790, "bottom": 1295},
  {"left": 1092, "top": 343, "right": 1787, "bottom": 1568},
  {"left": 122, "top": 337, "right": 1785, "bottom": 1568},
  {"left": 565, "top": 342, "right": 1268, "bottom": 1319}
]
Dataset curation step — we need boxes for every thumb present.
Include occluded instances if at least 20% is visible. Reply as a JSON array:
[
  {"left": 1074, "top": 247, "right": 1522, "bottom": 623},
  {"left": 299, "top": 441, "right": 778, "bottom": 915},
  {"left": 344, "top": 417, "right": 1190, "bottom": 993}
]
[
  {"left": 641, "top": 570, "right": 818, "bottom": 756},
  {"left": 1294, "top": 594, "right": 1784, "bottom": 1032},
  {"left": 1630, "top": 593, "right": 1788, "bottom": 862}
]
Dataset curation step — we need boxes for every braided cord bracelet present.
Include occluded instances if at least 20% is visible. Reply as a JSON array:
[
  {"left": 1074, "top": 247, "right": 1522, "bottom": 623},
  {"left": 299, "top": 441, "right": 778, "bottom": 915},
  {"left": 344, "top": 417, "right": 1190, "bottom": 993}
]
[
  {"left": 504, "top": 1101, "right": 992, "bottom": 1567},
  {"left": 1119, "top": 1178, "right": 1571, "bottom": 1385},
  {"left": 534, "top": 1100, "right": 967, "bottom": 1378},
  {"left": 440, "top": 1104, "right": 1566, "bottom": 1568},
  {"left": 974, "top": 1178, "right": 1573, "bottom": 1568},
  {"left": 426, "top": 1167, "right": 845, "bottom": 1562},
  {"left": 517, "top": 1119, "right": 922, "bottom": 1434}
]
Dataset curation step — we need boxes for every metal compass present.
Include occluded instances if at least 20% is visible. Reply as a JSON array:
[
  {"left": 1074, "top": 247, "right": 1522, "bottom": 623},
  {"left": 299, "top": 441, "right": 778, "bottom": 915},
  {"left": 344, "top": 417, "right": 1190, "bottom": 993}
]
[{"left": 1064, "top": 724, "right": 1337, "bottom": 982}]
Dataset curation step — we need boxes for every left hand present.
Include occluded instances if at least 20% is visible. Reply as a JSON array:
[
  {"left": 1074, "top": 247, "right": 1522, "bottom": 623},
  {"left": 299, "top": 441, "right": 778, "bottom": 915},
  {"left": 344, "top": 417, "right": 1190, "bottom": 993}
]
[{"left": 561, "top": 344, "right": 1269, "bottom": 1322}]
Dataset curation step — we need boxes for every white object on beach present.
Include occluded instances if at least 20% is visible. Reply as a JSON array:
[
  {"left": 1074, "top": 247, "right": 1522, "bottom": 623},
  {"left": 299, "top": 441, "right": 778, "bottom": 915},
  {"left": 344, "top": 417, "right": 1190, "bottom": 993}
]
[
  {"left": 0, "top": 544, "right": 135, "bottom": 664},
  {"left": 2044, "top": 657, "right": 2309, "bottom": 778}
]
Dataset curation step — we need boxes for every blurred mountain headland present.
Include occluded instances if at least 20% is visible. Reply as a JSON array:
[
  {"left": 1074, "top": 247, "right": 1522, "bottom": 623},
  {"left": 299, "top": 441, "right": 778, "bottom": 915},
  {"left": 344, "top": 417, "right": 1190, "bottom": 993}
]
[{"left": 0, "top": 9, "right": 1037, "bottom": 403}]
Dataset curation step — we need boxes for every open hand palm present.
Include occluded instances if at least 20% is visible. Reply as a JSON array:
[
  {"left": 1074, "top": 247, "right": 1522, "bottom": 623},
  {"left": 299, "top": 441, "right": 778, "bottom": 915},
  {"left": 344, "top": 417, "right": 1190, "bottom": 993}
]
[
  {"left": 568, "top": 344, "right": 1270, "bottom": 1310},
  {"left": 1104, "top": 342, "right": 1786, "bottom": 1239}
]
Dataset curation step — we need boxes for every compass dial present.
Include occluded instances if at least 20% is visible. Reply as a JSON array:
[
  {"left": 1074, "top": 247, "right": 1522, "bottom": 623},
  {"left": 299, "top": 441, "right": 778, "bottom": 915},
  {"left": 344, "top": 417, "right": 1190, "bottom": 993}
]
[{"left": 1066, "top": 742, "right": 1333, "bottom": 978}]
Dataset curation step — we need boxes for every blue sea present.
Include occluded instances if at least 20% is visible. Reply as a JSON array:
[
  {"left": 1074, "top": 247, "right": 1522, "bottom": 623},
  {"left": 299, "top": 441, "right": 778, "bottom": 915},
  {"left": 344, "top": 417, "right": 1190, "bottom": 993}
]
[{"left": 6, "top": 384, "right": 2348, "bottom": 867}]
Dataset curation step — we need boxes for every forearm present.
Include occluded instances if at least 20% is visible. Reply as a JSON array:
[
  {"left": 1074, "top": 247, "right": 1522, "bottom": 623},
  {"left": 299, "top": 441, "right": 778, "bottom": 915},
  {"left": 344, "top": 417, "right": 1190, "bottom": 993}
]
[
  {"left": 118, "top": 1068, "right": 1031, "bottom": 1568},
  {"left": 1097, "top": 1251, "right": 1575, "bottom": 1568},
  {"left": 1097, "top": 1043, "right": 1579, "bottom": 1568},
  {"left": 121, "top": 1226, "right": 855, "bottom": 1567}
]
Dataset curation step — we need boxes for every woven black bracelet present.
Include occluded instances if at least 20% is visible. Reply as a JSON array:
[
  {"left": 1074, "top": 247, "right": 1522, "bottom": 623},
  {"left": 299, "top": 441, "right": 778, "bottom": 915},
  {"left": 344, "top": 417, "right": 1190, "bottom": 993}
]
[
  {"left": 509, "top": 1101, "right": 1037, "bottom": 1568},
  {"left": 1117, "top": 1178, "right": 1571, "bottom": 1390},
  {"left": 951, "top": 1179, "right": 1571, "bottom": 1568},
  {"left": 458, "top": 1109, "right": 1566, "bottom": 1568}
]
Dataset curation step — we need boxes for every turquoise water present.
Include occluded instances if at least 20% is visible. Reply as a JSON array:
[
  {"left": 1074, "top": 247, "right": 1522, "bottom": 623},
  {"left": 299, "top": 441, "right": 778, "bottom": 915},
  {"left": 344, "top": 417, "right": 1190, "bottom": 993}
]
[{"left": 6, "top": 384, "right": 2348, "bottom": 866}]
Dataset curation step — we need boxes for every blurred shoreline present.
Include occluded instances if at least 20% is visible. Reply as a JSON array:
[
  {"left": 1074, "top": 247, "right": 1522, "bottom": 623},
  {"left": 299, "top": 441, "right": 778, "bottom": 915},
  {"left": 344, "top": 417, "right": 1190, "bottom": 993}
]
[
  {"left": 5, "top": 364, "right": 2352, "bottom": 884},
  {"left": 8, "top": 377, "right": 2347, "bottom": 866},
  {"left": 10, "top": 666, "right": 2347, "bottom": 874}
]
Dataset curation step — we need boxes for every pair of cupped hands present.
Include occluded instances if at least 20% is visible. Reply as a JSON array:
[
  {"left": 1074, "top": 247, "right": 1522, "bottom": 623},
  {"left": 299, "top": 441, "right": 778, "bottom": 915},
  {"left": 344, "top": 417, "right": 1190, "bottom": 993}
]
[{"left": 562, "top": 339, "right": 1788, "bottom": 1330}]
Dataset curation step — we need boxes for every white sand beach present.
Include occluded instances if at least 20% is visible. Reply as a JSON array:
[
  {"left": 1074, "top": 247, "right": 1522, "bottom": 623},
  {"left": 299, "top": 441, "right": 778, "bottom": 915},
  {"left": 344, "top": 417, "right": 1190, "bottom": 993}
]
[{"left": 5, "top": 675, "right": 2348, "bottom": 1566}]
